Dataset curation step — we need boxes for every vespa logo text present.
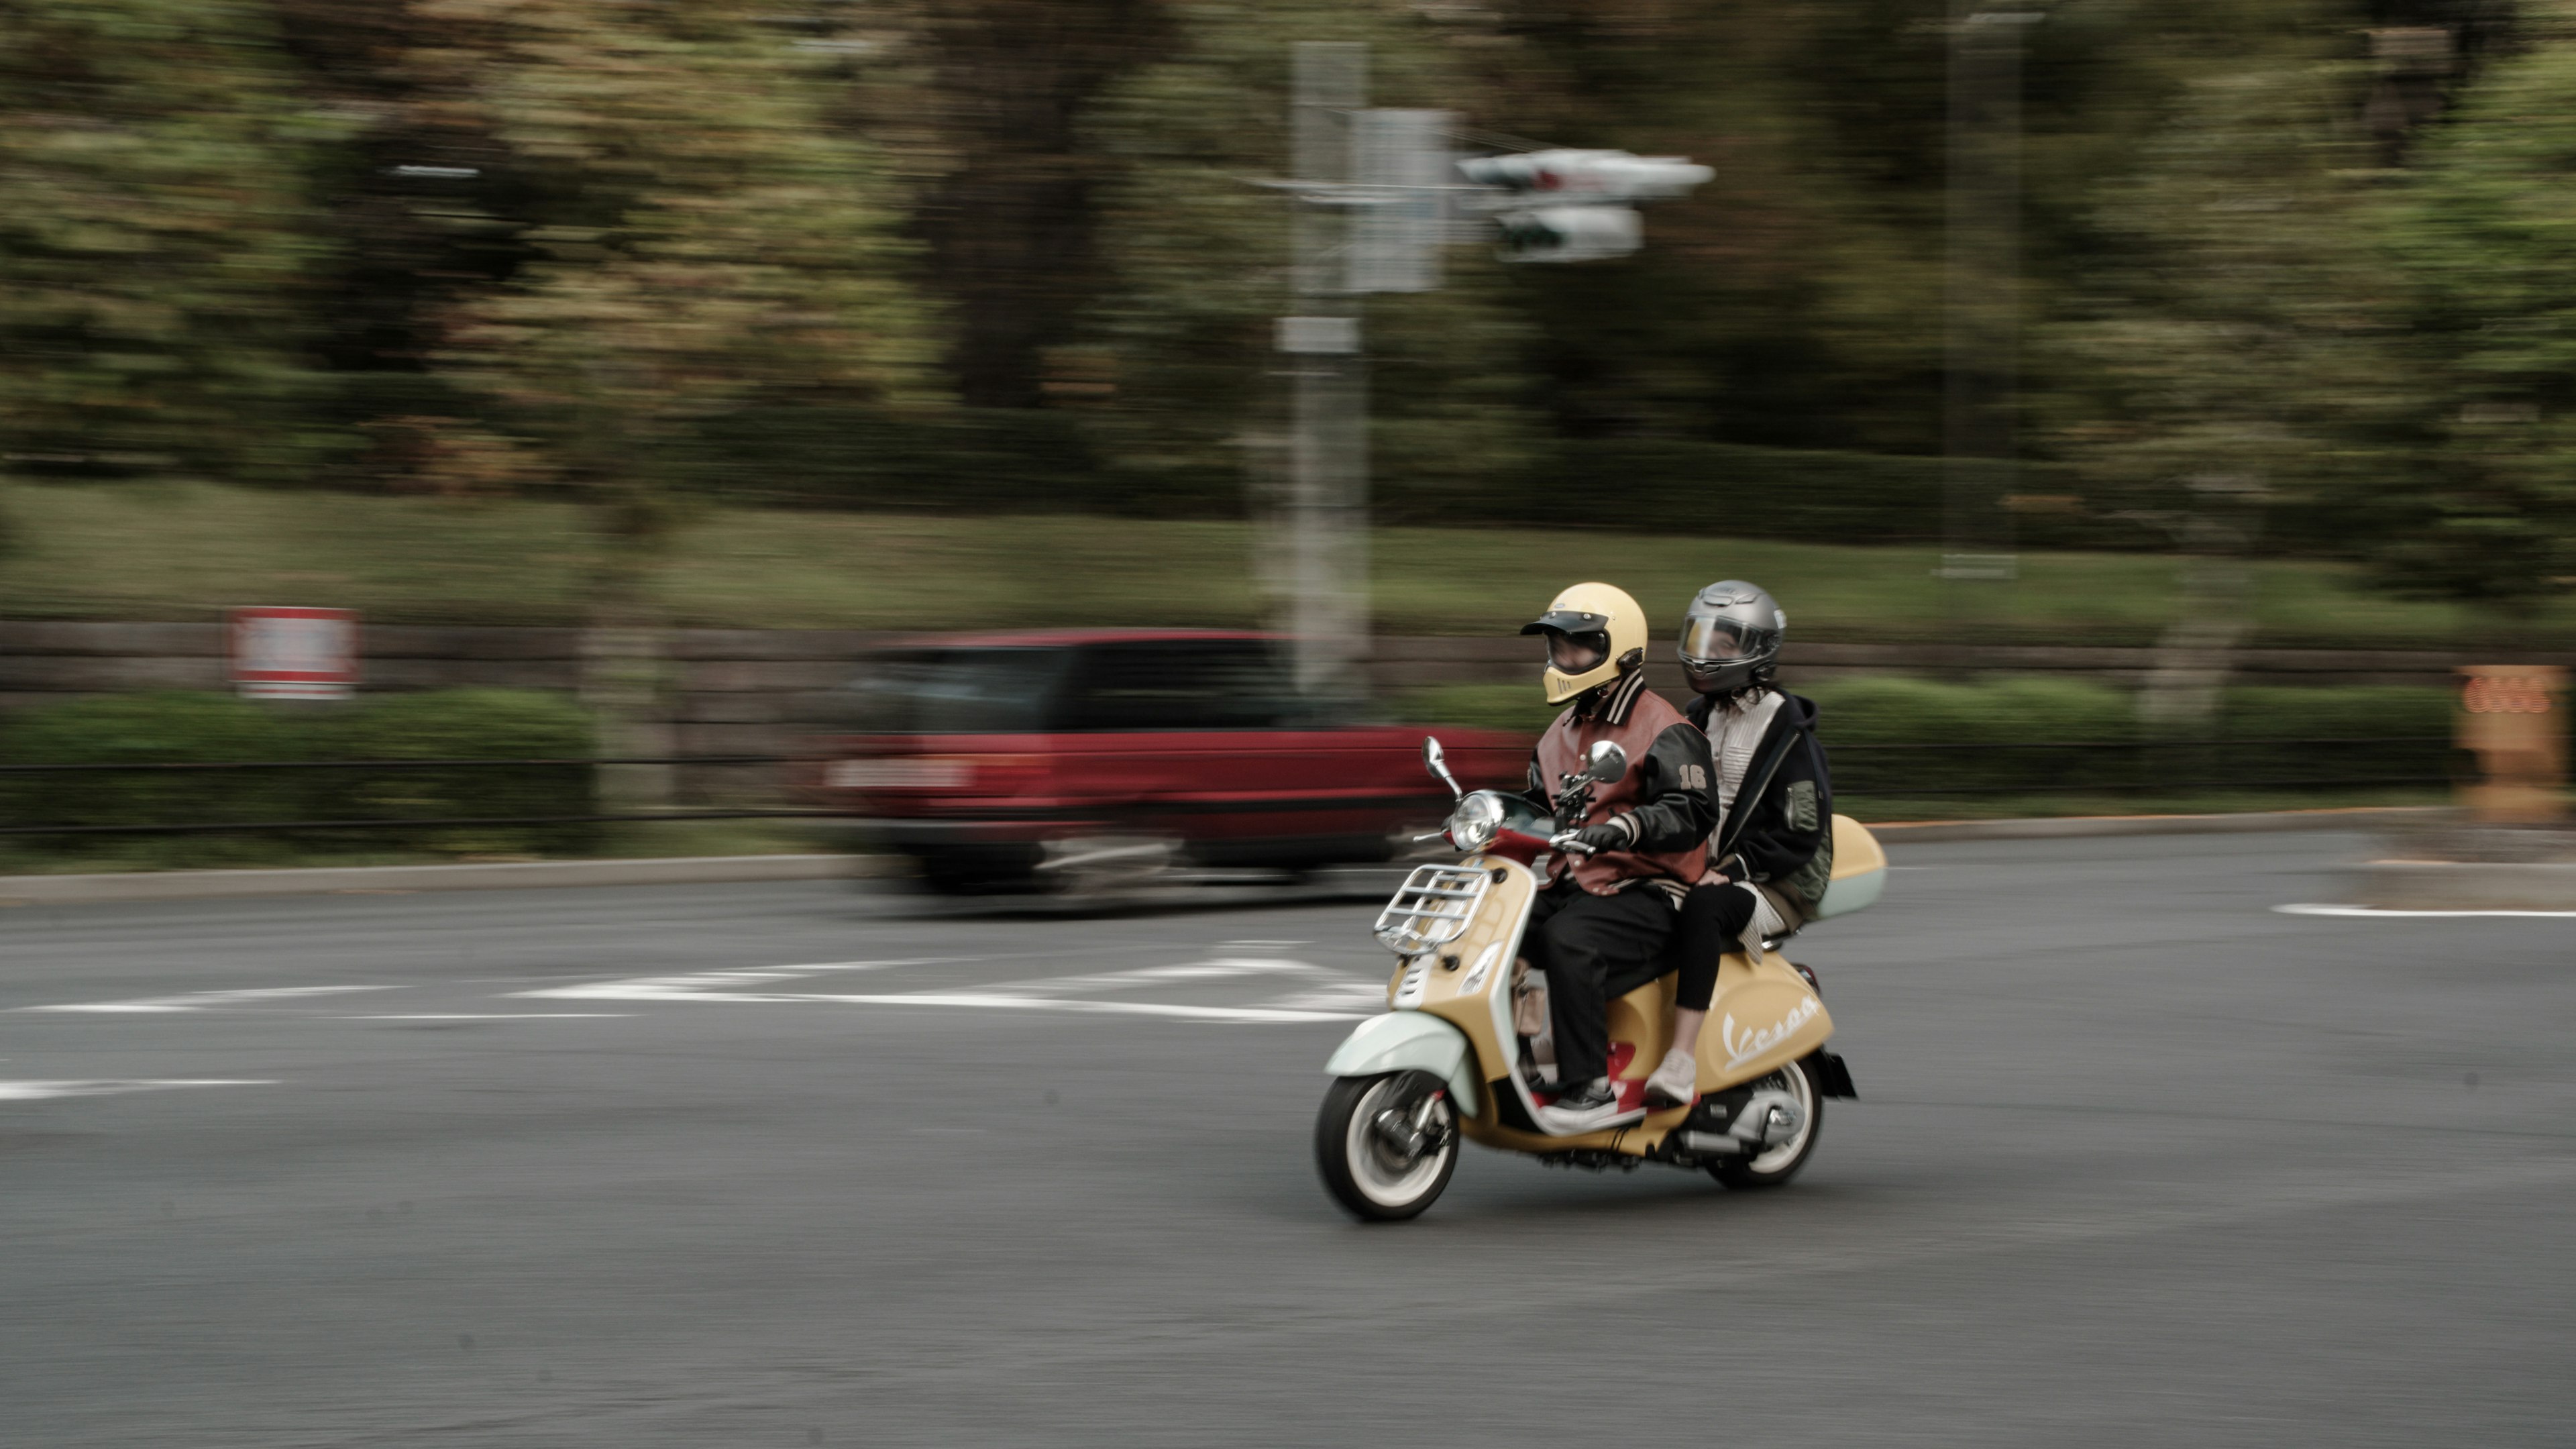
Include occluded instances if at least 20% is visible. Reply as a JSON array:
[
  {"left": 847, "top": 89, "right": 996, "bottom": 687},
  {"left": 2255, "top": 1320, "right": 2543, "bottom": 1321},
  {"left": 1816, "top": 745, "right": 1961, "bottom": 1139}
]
[{"left": 1721, "top": 996, "right": 1821, "bottom": 1069}]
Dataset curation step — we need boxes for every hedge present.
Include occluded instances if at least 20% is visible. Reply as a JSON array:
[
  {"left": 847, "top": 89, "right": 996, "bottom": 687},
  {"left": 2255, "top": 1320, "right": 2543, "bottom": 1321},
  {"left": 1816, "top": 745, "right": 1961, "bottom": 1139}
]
[
  {"left": 0, "top": 689, "right": 597, "bottom": 864},
  {"left": 1396, "top": 678, "right": 2469, "bottom": 800}
]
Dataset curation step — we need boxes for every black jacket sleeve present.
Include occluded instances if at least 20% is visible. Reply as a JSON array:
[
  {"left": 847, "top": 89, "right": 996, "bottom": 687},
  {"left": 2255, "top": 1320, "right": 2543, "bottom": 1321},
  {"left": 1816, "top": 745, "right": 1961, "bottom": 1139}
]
[{"left": 1599, "top": 722, "right": 1718, "bottom": 853}]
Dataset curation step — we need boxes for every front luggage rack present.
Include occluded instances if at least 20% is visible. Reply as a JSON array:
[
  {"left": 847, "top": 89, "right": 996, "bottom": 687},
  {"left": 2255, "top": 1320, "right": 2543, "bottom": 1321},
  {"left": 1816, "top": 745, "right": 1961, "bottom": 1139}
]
[{"left": 1373, "top": 864, "right": 1492, "bottom": 956}]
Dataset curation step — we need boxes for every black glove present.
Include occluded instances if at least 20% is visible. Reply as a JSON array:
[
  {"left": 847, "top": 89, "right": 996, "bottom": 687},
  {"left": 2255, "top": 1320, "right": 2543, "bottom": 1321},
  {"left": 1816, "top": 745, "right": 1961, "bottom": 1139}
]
[{"left": 1552, "top": 817, "right": 1635, "bottom": 855}]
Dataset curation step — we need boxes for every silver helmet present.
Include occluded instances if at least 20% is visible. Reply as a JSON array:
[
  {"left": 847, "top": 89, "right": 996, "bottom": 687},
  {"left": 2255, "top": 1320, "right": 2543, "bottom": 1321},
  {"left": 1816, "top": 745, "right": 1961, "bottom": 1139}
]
[{"left": 1678, "top": 580, "right": 1785, "bottom": 697}]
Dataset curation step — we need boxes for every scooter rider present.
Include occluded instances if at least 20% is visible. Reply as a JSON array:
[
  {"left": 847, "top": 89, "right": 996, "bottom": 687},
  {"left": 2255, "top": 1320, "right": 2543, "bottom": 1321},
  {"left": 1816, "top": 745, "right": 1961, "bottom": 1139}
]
[
  {"left": 1516, "top": 583, "right": 1717, "bottom": 1132},
  {"left": 1644, "top": 580, "right": 1833, "bottom": 1108}
]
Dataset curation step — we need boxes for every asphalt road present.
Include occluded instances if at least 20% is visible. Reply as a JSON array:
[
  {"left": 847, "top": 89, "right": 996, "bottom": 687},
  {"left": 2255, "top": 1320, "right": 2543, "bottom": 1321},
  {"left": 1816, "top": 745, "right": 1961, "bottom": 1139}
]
[{"left": 1, "top": 831, "right": 2569, "bottom": 1448}]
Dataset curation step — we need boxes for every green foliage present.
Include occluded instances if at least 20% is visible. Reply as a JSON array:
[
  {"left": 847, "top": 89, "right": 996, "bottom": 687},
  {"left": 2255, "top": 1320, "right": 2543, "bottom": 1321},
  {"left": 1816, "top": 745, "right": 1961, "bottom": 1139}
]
[
  {"left": 676, "top": 409, "right": 2133, "bottom": 540},
  {"left": 2363, "top": 23, "right": 2576, "bottom": 606},
  {"left": 2042, "top": 9, "right": 2388, "bottom": 561},
  {"left": 5, "top": 0, "right": 2573, "bottom": 617},
  {"left": 1395, "top": 678, "right": 2461, "bottom": 801},
  {"left": 0, "top": 0, "right": 335, "bottom": 478},
  {"left": 1079, "top": 1, "right": 1545, "bottom": 508},
  {"left": 0, "top": 688, "right": 597, "bottom": 865},
  {"left": 1, "top": 694, "right": 311, "bottom": 867},
  {"left": 314, "top": 688, "right": 596, "bottom": 855},
  {"left": 425, "top": 0, "right": 945, "bottom": 578},
  {"left": 1523, "top": 441, "right": 2119, "bottom": 547}
]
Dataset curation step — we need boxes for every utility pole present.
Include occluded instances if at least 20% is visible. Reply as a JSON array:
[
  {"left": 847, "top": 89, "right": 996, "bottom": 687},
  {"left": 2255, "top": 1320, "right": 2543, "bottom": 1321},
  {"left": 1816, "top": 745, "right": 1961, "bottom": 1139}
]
[
  {"left": 1280, "top": 42, "right": 1370, "bottom": 702},
  {"left": 1260, "top": 47, "right": 1705, "bottom": 698}
]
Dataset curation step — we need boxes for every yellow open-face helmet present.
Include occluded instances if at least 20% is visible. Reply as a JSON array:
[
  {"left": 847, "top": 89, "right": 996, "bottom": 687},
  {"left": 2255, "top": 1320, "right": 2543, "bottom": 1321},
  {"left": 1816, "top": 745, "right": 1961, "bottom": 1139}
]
[{"left": 1521, "top": 582, "right": 1649, "bottom": 705}]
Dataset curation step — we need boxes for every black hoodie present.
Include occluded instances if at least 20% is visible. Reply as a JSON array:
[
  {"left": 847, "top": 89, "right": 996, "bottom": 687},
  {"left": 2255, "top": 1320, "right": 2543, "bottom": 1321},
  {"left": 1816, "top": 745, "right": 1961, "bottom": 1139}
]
[{"left": 1687, "top": 689, "right": 1833, "bottom": 918}]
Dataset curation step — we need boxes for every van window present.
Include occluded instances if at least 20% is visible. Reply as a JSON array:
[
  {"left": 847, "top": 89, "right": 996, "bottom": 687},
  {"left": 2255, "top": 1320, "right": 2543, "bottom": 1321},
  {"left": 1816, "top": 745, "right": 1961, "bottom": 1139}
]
[
  {"left": 1058, "top": 640, "right": 1298, "bottom": 732},
  {"left": 837, "top": 648, "right": 1073, "bottom": 733}
]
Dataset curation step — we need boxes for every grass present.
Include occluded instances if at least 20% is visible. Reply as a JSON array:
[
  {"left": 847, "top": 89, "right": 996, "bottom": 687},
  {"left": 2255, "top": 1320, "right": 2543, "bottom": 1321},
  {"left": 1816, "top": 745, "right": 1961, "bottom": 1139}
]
[{"left": 5, "top": 478, "right": 2575, "bottom": 646}]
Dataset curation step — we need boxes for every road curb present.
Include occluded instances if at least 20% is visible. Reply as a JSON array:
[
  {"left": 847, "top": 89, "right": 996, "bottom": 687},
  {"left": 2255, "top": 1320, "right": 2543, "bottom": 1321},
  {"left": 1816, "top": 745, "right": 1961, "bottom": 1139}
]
[
  {"left": 2347, "top": 859, "right": 2576, "bottom": 910},
  {"left": 0, "top": 853, "right": 881, "bottom": 906},
  {"left": 1874, "top": 806, "right": 2439, "bottom": 845}
]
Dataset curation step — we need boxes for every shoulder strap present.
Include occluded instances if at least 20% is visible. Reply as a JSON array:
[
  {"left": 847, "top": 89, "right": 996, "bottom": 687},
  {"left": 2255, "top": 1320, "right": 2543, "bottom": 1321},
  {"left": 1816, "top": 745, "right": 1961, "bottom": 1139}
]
[{"left": 1715, "top": 722, "right": 1807, "bottom": 861}]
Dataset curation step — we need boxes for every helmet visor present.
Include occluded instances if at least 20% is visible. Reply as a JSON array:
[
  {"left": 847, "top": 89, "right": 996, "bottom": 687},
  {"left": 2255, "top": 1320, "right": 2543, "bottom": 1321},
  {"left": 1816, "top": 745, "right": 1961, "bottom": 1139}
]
[
  {"left": 1678, "top": 616, "right": 1748, "bottom": 663},
  {"left": 1544, "top": 629, "right": 1609, "bottom": 675}
]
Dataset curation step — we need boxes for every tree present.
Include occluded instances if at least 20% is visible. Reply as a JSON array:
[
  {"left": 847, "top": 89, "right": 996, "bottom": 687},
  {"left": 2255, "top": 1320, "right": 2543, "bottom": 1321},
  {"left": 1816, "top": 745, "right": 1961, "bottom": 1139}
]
[
  {"left": 1078, "top": 0, "right": 1543, "bottom": 520},
  {"left": 419, "top": 0, "right": 945, "bottom": 584},
  {"left": 0, "top": 0, "right": 333, "bottom": 478},
  {"left": 906, "top": 0, "right": 1174, "bottom": 410},
  {"left": 2367, "top": 15, "right": 2576, "bottom": 609},
  {"left": 2043, "top": 7, "right": 2391, "bottom": 711}
]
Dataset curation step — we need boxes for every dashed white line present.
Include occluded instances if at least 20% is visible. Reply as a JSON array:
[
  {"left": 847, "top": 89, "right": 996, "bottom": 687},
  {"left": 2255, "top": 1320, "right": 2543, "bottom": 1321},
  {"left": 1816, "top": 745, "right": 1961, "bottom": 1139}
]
[
  {"left": 514, "top": 955, "right": 1378, "bottom": 1022},
  {"left": 18, "top": 985, "right": 402, "bottom": 1014},
  {"left": 2275, "top": 903, "right": 2576, "bottom": 920},
  {"left": 340, "top": 1013, "right": 632, "bottom": 1021},
  {"left": 0, "top": 1079, "right": 277, "bottom": 1102},
  {"left": 517, "top": 958, "right": 964, "bottom": 1003},
  {"left": 797, "top": 992, "right": 1364, "bottom": 1024}
]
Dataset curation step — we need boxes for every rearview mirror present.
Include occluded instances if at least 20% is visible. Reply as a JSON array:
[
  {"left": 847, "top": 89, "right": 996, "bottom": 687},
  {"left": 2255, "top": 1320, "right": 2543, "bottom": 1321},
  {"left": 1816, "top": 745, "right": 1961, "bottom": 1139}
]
[
  {"left": 1582, "top": 741, "right": 1627, "bottom": 785},
  {"left": 1421, "top": 735, "right": 1464, "bottom": 801}
]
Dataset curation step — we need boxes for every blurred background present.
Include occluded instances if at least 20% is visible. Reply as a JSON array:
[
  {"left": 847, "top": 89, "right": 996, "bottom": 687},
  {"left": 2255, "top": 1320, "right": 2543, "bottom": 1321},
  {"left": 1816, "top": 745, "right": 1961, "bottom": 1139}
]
[{"left": 3, "top": 0, "right": 2570, "bottom": 873}]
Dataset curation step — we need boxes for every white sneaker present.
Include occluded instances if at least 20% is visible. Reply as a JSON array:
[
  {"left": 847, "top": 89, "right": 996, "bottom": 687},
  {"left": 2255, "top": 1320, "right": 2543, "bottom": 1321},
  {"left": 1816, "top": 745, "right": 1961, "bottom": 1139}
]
[
  {"left": 1535, "top": 1079, "right": 1624, "bottom": 1133},
  {"left": 1644, "top": 1047, "right": 1698, "bottom": 1108}
]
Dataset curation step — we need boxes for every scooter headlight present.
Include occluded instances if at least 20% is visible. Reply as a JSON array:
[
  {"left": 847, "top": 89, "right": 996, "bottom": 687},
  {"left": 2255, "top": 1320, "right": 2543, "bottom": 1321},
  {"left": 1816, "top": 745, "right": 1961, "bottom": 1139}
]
[{"left": 1448, "top": 791, "right": 1504, "bottom": 851}]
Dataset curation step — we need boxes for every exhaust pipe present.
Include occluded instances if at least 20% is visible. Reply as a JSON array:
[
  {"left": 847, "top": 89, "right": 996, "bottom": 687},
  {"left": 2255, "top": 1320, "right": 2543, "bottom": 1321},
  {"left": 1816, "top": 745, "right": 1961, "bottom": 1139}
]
[
  {"left": 1682, "top": 1089, "right": 1805, "bottom": 1157},
  {"left": 1729, "top": 1088, "right": 1805, "bottom": 1146}
]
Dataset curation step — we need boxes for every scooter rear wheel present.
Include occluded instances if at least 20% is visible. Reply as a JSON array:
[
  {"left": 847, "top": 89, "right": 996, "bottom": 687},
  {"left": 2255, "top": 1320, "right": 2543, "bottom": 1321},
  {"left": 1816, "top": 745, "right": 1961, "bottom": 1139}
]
[
  {"left": 1711, "top": 1057, "right": 1821, "bottom": 1190},
  {"left": 1315, "top": 1071, "right": 1458, "bottom": 1222}
]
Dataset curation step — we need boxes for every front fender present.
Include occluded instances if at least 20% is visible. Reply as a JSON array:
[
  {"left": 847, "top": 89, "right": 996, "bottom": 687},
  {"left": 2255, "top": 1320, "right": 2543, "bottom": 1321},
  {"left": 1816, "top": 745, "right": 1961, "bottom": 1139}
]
[{"left": 1324, "top": 1012, "right": 1479, "bottom": 1115}]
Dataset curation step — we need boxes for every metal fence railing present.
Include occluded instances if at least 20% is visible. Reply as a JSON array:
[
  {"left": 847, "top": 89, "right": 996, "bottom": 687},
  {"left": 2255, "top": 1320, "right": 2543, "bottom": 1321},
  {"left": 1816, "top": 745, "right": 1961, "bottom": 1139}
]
[
  {"left": 0, "top": 755, "right": 835, "bottom": 839},
  {"left": 0, "top": 739, "right": 2464, "bottom": 839},
  {"left": 1821, "top": 736, "right": 2462, "bottom": 798}
]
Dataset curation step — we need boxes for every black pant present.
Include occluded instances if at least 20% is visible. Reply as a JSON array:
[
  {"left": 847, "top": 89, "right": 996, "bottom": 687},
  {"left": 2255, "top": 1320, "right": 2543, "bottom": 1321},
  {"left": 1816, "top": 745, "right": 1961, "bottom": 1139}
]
[
  {"left": 1672, "top": 881, "right": 1758, "bottom": 1011},
  {"left": 1523, "top": 881, "right": 1675, "bottom": 1087}
]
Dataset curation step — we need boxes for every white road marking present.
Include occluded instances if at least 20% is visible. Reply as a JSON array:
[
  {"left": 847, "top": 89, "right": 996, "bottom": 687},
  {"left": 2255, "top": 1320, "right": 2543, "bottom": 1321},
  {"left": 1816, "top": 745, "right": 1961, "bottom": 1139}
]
[
  {"left": 518, "top": 959, "right": 962, "bottom": 1003},
  {"left": 1259, "top": 979, "right": 1392, "bottom": 1013},
  {"left": 19, "top": 985, "right": 401, "bottom": 1014},
  {"left": 514, "top": 955, "right": 1375, "bottom": 1022},
  {"left": 2275, "top": 903, "right": 2576, "bottom": 920},
  {"left": 797, "top": 992, "right": 1363, "bottom": 1023},
  {"left": 979, "top": 957, "right": 1326, "bottom": 996},
  {"left": 0, "top": 1079, "right": 276, "bottom": 1102},
  {"left": 340, "top": 1014, "right": 632, "bottom": 1020}
]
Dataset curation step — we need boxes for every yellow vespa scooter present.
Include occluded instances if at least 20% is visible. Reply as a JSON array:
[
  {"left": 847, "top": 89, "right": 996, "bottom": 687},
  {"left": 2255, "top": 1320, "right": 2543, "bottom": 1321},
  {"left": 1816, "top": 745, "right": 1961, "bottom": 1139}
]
[{"left": 1314, "top": 737, "right": 1881, "bottom": 1222}]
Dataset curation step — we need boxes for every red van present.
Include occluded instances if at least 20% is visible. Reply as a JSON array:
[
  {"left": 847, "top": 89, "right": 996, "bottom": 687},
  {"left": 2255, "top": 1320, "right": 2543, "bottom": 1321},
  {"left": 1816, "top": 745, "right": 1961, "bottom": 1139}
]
[{"left": 805, "top": 630, "right": 1529, "bottom": 892}]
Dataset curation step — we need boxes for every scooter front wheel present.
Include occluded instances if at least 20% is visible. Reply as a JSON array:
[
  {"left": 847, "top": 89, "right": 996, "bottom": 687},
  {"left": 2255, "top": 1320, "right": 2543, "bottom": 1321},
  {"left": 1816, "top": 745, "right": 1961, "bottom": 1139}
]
[{"left": 1315, "top": 1071, "right": 1458, "bottom": 1222}]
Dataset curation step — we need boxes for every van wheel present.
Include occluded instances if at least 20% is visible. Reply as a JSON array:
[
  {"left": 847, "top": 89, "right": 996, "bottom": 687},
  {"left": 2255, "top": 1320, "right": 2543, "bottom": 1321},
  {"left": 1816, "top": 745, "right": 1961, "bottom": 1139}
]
[
  {"left": 1316, "top": 1071, "right": 1458, "bottom": 1222},
  {"left": 913, "top": 852, "right": 1031, "bottom": 895},
  {"left": 1711, "top": 1057, "right": 1821, "bottom": 1190},
  {"left": 1040, "top": 835, "right": 1178, "bottom": 897}
]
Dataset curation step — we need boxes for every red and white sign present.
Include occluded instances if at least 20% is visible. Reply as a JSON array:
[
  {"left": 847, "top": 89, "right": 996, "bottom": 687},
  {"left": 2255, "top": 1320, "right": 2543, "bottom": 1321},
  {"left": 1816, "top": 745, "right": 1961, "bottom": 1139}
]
[{"left": 231, "top": 607, "right": 360, "bottom": 700}]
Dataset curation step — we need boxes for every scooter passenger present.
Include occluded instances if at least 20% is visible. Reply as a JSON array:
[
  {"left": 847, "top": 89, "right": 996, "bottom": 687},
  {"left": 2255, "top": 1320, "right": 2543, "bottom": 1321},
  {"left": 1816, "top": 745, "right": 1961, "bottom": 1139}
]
[
  {"left": 1644, "top": 580, "right": 1834, "bottom": 1108},
  {"left": 1516, "top": 584, "right": 1718, "bottom": 1132}
]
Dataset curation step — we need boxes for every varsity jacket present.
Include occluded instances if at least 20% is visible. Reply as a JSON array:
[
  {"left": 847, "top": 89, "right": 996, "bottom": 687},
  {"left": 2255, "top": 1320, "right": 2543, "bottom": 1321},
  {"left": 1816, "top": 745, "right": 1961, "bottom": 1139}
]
[{"left": 1524, "top": 667, "right": 1716, "bottom": 898}]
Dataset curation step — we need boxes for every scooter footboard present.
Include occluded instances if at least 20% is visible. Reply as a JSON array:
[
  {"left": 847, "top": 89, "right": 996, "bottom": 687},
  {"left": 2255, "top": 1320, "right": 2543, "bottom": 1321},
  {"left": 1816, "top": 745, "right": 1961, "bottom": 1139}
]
[{"left": 1324, "top": 1013, "right": 1479, "bottom": 1116}]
